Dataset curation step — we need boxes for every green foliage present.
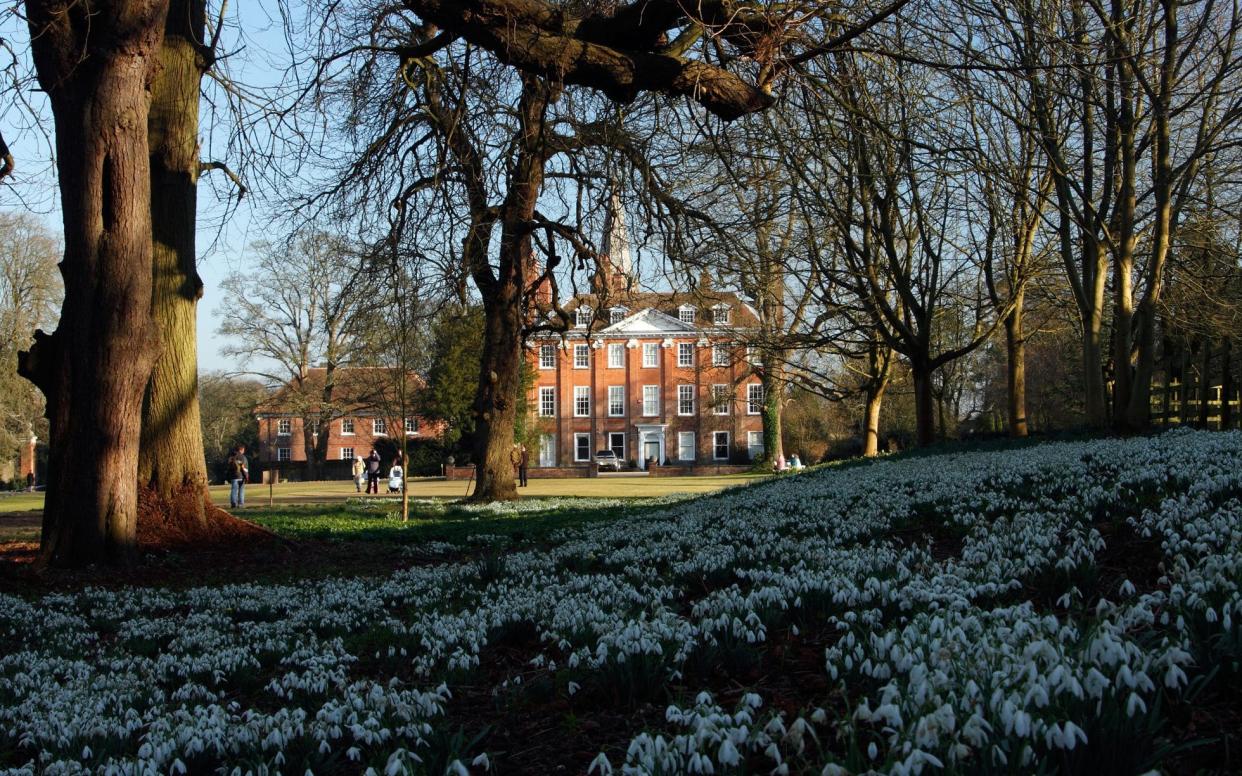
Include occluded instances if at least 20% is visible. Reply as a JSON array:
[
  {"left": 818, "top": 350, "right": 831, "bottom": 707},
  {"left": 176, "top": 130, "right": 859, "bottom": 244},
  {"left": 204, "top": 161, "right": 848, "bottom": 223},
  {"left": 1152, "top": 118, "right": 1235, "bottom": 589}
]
[{"left": 422, "top": 306, "right": 485, "bottom": 457}]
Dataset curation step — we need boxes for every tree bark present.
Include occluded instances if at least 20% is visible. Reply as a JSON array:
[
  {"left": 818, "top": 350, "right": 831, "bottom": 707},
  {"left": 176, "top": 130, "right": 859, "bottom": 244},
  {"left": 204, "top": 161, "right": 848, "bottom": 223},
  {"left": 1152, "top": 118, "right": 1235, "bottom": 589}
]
[
  {"left": 759, "top": 355, "right": 784, "bottom": 465},
  {"left": 139, "top": 0, "right": 209, "bottom": 528},
  {"left": 1199, "top": 336, "right": 1212, "bottom": 429},
  {"left": 1222, "top": 340, "right": 1234, "bottom": 430},
  {"left": 912, "top": 360, "right": 935, "bottom": 447},
  {"left": 300, "top": 414, "right": 319, "bottom": 480},
  {"left": 1004, "top": 288, "right": 1028, "bottom": 437},
  {"left": 469, "top": 78, "right": 549, "bottom": 502},
  {"left": 19, "top": 0, "right": 168, "bottom": 566}
]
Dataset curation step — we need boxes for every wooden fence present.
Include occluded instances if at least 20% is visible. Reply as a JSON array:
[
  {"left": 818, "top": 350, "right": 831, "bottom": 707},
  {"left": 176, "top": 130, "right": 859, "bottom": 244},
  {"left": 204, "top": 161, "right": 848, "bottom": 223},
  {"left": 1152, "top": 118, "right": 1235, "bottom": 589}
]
[{"left": 1150, "top": 381, "right": 1241, "bottom": 429}]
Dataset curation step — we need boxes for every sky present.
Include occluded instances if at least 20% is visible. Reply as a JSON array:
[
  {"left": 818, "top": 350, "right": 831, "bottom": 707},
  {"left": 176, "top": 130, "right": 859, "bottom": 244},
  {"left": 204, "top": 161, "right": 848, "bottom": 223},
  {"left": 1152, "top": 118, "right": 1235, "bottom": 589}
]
[
  {"left": 0, "top": 2, "right": 695, "bottom": 380},
  {"left": 0, "top": 3, "right": 316, "bottom": 375}
]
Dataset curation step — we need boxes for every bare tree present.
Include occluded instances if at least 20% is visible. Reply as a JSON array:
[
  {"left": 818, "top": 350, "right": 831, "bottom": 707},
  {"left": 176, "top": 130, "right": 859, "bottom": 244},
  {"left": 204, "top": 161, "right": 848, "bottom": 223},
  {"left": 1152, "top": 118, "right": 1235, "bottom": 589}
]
[
  {"left": 792, "top": 44, "right": 1016, "bottom": 446},
  {"left": 217, "top": 230, "right": 381, "bottom": 479},
  {"left": 0, "top": 213, "right": 60, "bottom": 466}
]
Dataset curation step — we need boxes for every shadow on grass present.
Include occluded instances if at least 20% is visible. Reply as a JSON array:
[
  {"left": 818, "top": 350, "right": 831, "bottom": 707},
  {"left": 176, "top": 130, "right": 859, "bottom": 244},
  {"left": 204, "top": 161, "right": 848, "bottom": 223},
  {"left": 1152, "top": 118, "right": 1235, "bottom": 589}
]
[{"left": 245, "top": 497, "right": 685, "bottom": 547}]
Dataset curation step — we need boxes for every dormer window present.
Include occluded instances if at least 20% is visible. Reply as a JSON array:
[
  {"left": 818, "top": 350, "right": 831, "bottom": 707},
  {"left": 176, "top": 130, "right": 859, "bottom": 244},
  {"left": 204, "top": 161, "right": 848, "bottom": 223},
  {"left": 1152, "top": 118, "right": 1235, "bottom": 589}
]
[
  {"left": 575, "top": 306, "right": 592, "bottom": 327},
  {"left": 610, "top": 307, "right": 627, "bottom": 325},
  {"left": 712, "top": 305, "right": 731, "bottom": 326},
  {"left": 679, "top": 305, "right": 696, "bottom": 325}
]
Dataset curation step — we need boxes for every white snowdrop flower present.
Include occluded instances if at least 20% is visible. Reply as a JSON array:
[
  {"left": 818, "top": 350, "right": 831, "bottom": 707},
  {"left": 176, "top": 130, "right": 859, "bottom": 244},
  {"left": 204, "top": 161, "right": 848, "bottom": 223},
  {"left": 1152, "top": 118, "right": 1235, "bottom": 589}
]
[
  {"left": 588, "top": 752, "right": 613, "bottom": 775},
  {"left": 445, "top": 760, "right": 470, "bottom": 776},
  {"left": 567, "top": 681, "right": 580, "bottom": 696},
  {"left": 1127, "top": 692, "right": 1147, "bottom": 717},
  {"left": 868, "top": 741, "right": 879, "bottom": 760},
  {"left": 821, "top": 765, "right": 848, "bottom": 776},
  {"left": 719, "top": 738, "right": 741, "bottom": 766},
  {"left": 471, "top": 753, "right": 490, "bottom": 770}
]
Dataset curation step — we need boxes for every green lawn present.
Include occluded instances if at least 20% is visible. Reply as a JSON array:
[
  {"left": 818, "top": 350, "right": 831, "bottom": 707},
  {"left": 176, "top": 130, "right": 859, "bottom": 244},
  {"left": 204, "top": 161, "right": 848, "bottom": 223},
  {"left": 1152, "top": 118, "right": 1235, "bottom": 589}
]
[
  {"left": 0, "top": 492, "right": 44, "bottom": 514},
  {"left": 0, "top": 473, "right": 767, "bottom": 544},
  {"left": 244, "top": 495, "right": 694, "bottom": 549}
]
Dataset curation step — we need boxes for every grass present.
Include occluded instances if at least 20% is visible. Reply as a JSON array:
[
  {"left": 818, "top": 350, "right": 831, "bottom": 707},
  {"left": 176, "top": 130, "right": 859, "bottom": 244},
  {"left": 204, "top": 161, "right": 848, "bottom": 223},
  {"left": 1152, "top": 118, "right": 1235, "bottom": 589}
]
[
  {"left": 0, "top": 473, "right": 765, "bottom": 545},
  {"left": 245, "top": 496, "right": 687, "bottom": 548},
  {"left": 0, "top": 474, "right": 766, "bottom": 514}
]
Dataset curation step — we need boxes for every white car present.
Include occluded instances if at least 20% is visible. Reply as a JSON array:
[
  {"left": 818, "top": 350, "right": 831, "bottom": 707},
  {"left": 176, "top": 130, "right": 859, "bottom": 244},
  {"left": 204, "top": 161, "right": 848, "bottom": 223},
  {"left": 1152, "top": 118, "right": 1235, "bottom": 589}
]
[{"left": 594, "top": 450, "right": 623, "bottom": 471}]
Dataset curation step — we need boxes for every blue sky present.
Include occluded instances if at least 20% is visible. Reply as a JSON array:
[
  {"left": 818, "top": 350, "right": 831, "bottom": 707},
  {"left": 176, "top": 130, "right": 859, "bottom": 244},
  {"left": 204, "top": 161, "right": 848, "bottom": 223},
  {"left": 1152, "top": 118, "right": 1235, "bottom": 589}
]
[{"left": 0, "top": 2, "right": 314, "bottom": 374}]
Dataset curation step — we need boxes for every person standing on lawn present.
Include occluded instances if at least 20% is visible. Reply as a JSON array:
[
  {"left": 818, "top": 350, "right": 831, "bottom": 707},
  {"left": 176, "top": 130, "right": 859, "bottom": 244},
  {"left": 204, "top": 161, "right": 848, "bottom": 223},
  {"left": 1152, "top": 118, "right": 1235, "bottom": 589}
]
[
  {"left": 351, "top": 455, "right": 365, "bottom": 492},
  {"left": 227, "top": 445, "right": 249, "bottom": 509},
  {"left": 518, "top": 444, "right": 529, "bottom": 487},
  {"left": 365, "top": 449, "right": 382, "bottom": 494}
]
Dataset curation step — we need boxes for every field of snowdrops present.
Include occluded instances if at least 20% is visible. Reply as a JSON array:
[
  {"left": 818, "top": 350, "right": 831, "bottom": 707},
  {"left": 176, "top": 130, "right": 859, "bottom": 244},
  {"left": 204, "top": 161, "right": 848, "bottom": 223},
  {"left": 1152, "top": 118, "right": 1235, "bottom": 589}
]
[{"left": 4, "top": 429, "right": 1242, "bottom": 774}]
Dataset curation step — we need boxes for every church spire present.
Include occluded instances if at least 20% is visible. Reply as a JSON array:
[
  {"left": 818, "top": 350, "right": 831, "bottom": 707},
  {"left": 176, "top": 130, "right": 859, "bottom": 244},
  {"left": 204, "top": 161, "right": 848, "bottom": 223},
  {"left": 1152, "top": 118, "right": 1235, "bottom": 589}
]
[{"left": 594, "top": 189, "right": 633, "bottom": 296}]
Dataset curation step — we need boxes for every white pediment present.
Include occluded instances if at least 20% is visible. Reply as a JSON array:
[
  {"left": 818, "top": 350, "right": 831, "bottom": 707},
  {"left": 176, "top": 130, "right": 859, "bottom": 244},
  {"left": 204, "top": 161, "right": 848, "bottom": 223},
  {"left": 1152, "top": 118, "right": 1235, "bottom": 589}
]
[{"left": 600, "top": 307, "right": 696, "bottom": 335}]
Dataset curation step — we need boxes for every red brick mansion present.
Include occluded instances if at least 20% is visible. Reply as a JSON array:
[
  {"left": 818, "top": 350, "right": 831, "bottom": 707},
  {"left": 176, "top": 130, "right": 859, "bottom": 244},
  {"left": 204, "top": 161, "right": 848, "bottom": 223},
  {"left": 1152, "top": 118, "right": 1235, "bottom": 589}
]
[
  {"left": 254, "top": 367, "right": 441, "bottom": 465},
  {"left": 525, "top": 198, "right": 765, "bottom": 470}
]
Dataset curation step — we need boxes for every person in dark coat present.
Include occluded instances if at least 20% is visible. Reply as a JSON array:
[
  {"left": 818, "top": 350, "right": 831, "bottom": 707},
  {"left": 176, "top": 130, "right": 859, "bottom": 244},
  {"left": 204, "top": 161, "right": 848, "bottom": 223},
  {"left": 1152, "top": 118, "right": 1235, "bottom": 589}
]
[
  {"left": 365, "top": 449, "right": 382, "bottom": 494},
  {"left": 518, "top": 444, "right": 529, "bottom": 487}
]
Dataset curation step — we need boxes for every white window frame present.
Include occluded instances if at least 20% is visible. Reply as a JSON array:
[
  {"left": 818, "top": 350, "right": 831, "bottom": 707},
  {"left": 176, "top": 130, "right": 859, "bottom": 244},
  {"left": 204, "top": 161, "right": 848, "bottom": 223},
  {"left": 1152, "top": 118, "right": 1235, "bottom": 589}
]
[
  {"left": 642, "top": 385, "right": 660, "bottom": 417},
  {"left": 747, "top": 383, "right": 764, "bottom": 415},
  {"left": 713, "top": 305, "right": 731, "bottom": 326},
  {"left": 712, "top": 384, "right": 730, "bottom": 415},
  {"left": 575, "top": 306, "right": 592, "bottom": 327},
  {"left": 713, "top": 431, "right": 730, "bottom": 461},
  {"left": 677, "top": 385, "right": 695, "bottom": 416},
  {"left": 539, "top": 386, "right": 556, "bottom": 417},
  {"left": 607, "top": 343, "right": 625, "bottom": 368},
  {"left": 276, "top": 418, "right": 292, "bottom": 436},
  {"left": 677, "top": 342, "right": 694, "bottom": 367},
  {"left": 609, "top": 432, "right": 626, "bottom": 461},
  {"left": 712, "top": 345, "right": 729, "bottom": 367},
  {"left": 340, "top": 447, "right": 354, "bottom": 460},
  {"left": 539, "top": 344, "right": 556, "bottom": 369},
  {"left": 277, "top": 447, "right": 292, "bottom": 462},
  {"left": 747, "top": 431, "right": 765, "bottom": 461},
  {"left": 574, "top": 433, "right": 592, "bottom": 462},
  {"left": 608, "top": 385, "right": 625, "bottom": 417},
  {"left": 746, "top": 346, "right": 760, "bottom": 365},
  {"left": 405, "top": 417, "right": 419, "bottom": 434},
  {"left": 609, "top": 307, "right": 627, "bottom": 324},
  {"left": 678, "top": 305, "right": 696, "bottom": 325},
  {"left": 642, "top": 342, "right": 659, "bottom": 368},
  {"left": 573, "top": 344, "right": 590, "bottom": 369},
  {"left": 574, "top": 386, "right": 591, "bottom": 417},
  {"left": 678, "top": 431, "right": 696, "bottom": 462},
  {"left": 373, "top": 418, "right": 387, "bottom": 436},
  {"left": 340, "top": 418, "right": 355, "bottom": 435}
]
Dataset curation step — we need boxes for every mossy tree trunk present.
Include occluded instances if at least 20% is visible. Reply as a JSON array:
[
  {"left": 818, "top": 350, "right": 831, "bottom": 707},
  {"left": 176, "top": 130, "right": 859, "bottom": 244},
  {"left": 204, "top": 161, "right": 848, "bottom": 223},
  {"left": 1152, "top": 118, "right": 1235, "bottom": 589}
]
[{"left": 139, "top": 0, "right": 211, "bottom": 527}]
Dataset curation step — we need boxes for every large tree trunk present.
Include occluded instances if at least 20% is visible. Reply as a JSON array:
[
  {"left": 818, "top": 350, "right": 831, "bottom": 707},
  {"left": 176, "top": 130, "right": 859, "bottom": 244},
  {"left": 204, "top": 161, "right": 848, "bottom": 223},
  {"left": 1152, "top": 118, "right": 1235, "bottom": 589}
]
[
  {"left": 1004, "top": 290, "right": 1028, "bottom": 437},
  {"left": 470, "top": 296, "right": 525, "bottom": 501},
  {"left": 862, "top": 340, "right": 891, "bottom": 457},
  {"left": 759, "top": 354, "right": 784, "bottom": 465},
  {"left": 469, "top": 78, "right": 549, "bottom": 502},
  {"left": 19, "top": 0, "right": 168, "bottom": 567},
  {"left": 139, "top": 0, "right": 209, "bottom": 529},
  {"left": 1222, "top": 340, "right": 1234, "bottom": 430},
  {"left": 300, "top": 415, "right": 319, "bottom": 479},
  {"left": 1198, "top": 337, "right": 1212, "bottom": 429},
  {"left": 911, "top": 359, "right": 935, "bottom": 447}
]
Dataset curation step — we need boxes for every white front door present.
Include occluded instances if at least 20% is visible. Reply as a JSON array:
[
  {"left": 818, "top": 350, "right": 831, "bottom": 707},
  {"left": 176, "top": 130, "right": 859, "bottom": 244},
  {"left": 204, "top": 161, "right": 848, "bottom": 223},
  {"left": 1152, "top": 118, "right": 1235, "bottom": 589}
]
[
  {"left": 636, "top": 427, "right": 666, "bottom": 469},
  {"left": 538, "top": 434, "right": 556, "bottom": 467}
]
